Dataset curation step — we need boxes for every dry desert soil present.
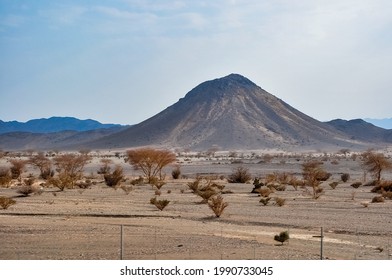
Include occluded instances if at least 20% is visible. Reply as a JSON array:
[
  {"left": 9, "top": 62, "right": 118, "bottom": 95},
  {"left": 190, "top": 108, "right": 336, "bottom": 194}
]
[{"left": 0, "top": 151, "right": 391, "bottom": 260}]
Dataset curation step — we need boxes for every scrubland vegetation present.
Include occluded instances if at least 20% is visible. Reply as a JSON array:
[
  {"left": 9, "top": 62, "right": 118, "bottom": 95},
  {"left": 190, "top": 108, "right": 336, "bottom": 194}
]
[{"left": 0, "top": 147, "right": 391, "bottom": 259}]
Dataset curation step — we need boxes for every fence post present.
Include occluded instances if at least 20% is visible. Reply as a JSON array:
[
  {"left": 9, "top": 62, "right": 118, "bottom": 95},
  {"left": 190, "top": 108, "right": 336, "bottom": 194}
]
[
  {"left": 120, "top": 225, "right": 124, "bottom": 260},
  {"left": 313, "top": 227, "right": 324, "bottom": 260}
]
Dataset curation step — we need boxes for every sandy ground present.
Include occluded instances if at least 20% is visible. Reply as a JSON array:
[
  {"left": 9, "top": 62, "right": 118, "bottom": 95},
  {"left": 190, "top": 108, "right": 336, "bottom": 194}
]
[{"left": 0, "top": 153, "right": 391, "bottom": 260}]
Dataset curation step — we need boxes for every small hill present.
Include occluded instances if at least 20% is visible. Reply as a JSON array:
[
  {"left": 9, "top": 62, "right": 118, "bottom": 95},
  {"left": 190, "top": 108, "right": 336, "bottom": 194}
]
[
  {"left": 0, "top": 117, "right": 123, "bottom": 134},
  {"left": 326, "top": 119, "right": 392, "bottom": 143},
  {"left": 89, "top": 74, "right": 364, "bottom": 150}
]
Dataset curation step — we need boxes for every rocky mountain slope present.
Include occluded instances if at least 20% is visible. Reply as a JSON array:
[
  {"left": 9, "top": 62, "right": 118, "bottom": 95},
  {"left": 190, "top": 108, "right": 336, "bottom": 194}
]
[{"left": 88, "top": 74, "right": 366, "bottom": 150}]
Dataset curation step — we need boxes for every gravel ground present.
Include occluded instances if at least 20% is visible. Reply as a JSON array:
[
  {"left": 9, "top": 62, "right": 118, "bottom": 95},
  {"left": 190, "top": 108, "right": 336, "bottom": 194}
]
[{"left": 0, "top": 156, "right": 391, "bottom": 260}]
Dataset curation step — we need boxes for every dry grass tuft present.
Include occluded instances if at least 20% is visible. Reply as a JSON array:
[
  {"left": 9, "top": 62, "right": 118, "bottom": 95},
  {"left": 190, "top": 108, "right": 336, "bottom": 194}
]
[
  {"left": 371, "top": 196, "right": 384, "bottom": 203},
  {"left": 150, "top": 197, "right": 170, "bottom": 211},
  {"left": 208, "top": 195, "right": 228, "bottom": 218},
  {"left": 0, "top": 196, "right": 16, "bottom": 210},
  {"left": 329, "top": 182, "right": 339, "bottom": 189},
  {"left": 259, "top": 197, "right": 271, "bottom": 206},
  {"left": 274, "top": 197, "right": 286, "bottom": 207}
]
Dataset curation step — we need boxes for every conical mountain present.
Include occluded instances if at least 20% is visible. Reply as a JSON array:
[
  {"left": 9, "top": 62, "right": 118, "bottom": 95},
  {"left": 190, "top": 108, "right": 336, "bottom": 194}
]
[{"left": 91, "top": 74, "right": 360, "bottom": 150}]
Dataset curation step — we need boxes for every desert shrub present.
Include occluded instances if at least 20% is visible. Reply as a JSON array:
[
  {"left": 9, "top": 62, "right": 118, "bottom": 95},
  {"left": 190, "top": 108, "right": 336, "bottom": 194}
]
[
  {"left": 24, "top": 177, "right": 35, "bottom": 186},
  {"left": 152, "top": 180, "right": 166, "bottom": 190},
  {"left": 274, "top": 231, "right": 289, "bottom": 245},
  {"left": 288, "top": 177, "right": 305, "bottom": 190},
  {"left": 97, "top": 159, "right": 113, "bottom": 175},
  {"left": 371, "top": 180, "right": 392, "bottom": 193},
  {"left": 0, "top": 168, "right": 12, "bottom": 187},
  {"left": 104, "top": 165, "right": 124, "bottom": 187},
  {"left": 276, "top": 172, "right": 291, "bottom": 185},
  {"left": 274, "top": 197, "right": 286, "bottom": 207},
  {"left": 209, "top": 181, "right": 225, "bottom": 190},
  {"left": 382, "top": 191, "right": 392, "bottom": 200},
  {"left": 253, "top": 178, "right": 264, "bottom": 188},
  {"left": 130, "top": 176, "right": 144, "bottom": 185},
  {"left": 17, "top": 185, "right": 38, "bottom": 197},
  {"left": 259, "top": 197, "right": 271, "bottom": 206},
  {"left": 228, "top": 166, "right": 251, "bottom": 183},
  {"left": 29, "top": 152, "right": 53, "bottom": 179},
  {"left": 208, "top": 195, "right": 228, "bottom": 218},
  {"left": 251, "top": 178, "right": 264, "bottom": 193},
  {"left": 0, "top": 196, "right": 16, "bottom": 209},
  {"left": 361, "top": 150, "right": 392, "bottom": 183},
  {"left": 302, "top": 161, "right": 328, "bottom": 199},
  {"left": 329, "top": 182, "right": 339, "bottom": 189},
  {"left": 150, "top": 197, "right": 170, "bottom": 211},
  {"left": 187, "top": 179, "right": 200, "bottom": 192},
  {"left": 171, "top": 166, "right": 181, "bottom": 179},
  {"left": 121, "top": 185, "right": 133, "bottom": 195},
  {"left": 265, "top": 173, "right": 278, "bottom": 184},
  {"left": 9, "top": 159, "right": 27, "bottom": 180},
  {"left": 258, "top": 187, "right": 273, "bottom": 197},
  {"left": 155, "top": 189, "right": 161, "bottom": 196},
  {"left": 196, "top": 189, "right": 219, "bottom": 203},
  {"left": 75, "top": 179, "right": 93, "bottom": 189},
  {"left": 371, "top": 196, "right": 385, "bottom": 203},
  {"left": 313, "top": 186, "right": 324, "bottom": 199},
  {"left": 341, "top": 173, "right": 350, "bottom": 182},
  {"left": 48, "top": 173, "right": 73, "bottom": 191},
  {"left": 351, "top": 182, "right": 362, "bottom": 189},
  {"left": 40, "top": 168, "right": 54, "bottom": 180}
]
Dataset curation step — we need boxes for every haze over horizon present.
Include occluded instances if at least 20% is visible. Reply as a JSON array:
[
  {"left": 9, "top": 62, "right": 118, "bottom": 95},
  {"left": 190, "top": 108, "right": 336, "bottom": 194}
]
[{"left": 1, "top": 1, "right": 391, "bottom": 125}]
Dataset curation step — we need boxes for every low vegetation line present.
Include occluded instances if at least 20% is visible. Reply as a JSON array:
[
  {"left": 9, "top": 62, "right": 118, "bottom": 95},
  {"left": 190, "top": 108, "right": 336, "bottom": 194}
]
[{"left": 0, "top": 213, "right": 181, "bottom": 219}]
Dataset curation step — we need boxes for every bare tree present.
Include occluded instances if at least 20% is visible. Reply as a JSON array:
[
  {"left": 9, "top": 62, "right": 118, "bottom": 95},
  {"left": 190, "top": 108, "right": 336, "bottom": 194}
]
[
  {"left": 29, "top": 152, "right": 53, "bottom": 179},
  {"left": 9, "top": 159, "right": 27, "bottom": 180},
  {"left": 126, "top": 148, "right": 176, "bottom": 183},
  {"left": 361, "top": 150, "right": 392, "bottom": 184}
]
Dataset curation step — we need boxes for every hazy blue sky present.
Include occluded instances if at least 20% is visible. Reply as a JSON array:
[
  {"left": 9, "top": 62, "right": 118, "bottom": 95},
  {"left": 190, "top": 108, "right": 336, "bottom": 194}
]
[{"left": 1, "top": 0, "right": 391, "bottom": 125}]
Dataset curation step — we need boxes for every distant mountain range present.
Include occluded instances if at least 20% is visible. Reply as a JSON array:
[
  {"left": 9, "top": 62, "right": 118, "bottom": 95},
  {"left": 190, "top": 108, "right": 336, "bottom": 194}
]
[
  {"left": 0, "top": 74, "right": 391, "bottom": 151},
  {"left": 364, "top": 118, "right": 392, "bottom": 129},
  {"left": 0, "top": 117, "right": 123, "bottom": 134},
  {"left": 326, "top": 119, "right": 392, "bottom": 144}
]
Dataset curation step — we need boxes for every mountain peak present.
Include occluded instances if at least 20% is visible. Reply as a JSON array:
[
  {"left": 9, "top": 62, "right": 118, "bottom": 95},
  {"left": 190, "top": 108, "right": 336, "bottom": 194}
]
[
  {"left": 184, "top": 73, "right": 261, "bottom": 101},
  {"left": 89, "top": 74, "right": 363, "bottom": 150}
]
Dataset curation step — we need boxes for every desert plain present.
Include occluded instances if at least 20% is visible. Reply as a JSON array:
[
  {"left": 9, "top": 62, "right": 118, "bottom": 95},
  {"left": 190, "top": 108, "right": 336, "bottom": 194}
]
[{"left": 0, "top": 149, "right": 391, "bottom": 260}]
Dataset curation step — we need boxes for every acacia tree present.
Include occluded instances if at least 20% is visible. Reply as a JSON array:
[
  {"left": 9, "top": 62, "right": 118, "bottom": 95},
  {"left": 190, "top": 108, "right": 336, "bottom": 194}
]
[
  {"left": 50, "top": 153, "right": 91, "bottom": 190},
  {"left": 126, "top": 148, "right": 176, "bottom": 183},
  {"left": 361, "top": 150, "right": 392, "bottom": 184},
  {"left": 302, "top": 161, "right": 328, "bottom": 199}
]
